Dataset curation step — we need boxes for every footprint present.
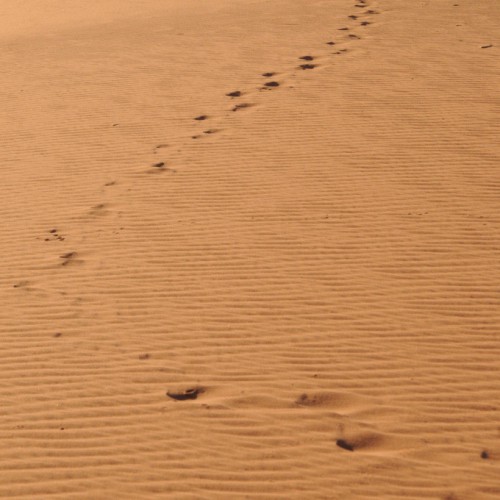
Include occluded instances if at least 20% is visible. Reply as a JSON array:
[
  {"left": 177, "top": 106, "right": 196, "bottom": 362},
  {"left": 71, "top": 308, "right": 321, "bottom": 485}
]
[
  {"left": 348, "top": 34, "right": 361, "bottom": 39},
  {"left": 326, "top": 41, "right": 336, "bottom": 45},
  {"left": 481, "top": 44, "right": 493, "bottom": 49},
  {"left": 226, "top": 91, "right": 242, "bottom": 97},
  {"left": 348, "top": 15, "right": 358, "bottom": 20},
  {"left": 60, "top": 252, "right": 77, "bottom": 266},
  {"left": 263, "top": 81, "right": 280, "bottom": 88},
  {"left": 360, "top": 21, "right": 371, "bottom": 26},
  {"left": 299, "top": 55, "right": 314, "bottom": 61},
  {"left": 232, "top": 103, "right": 253, "bottom": 112},
  {"left": 299, "top": 64, "right": 316, "bottom": 70},
  {"left": 152, "top": 162, "right": 165, "bottom": 169},
  {"left": 166, "top": 387, "right": 205, "bottom": 401},
  {"left": 262, "top": 72, "right": 276, "bottom": 77},
  {"left": 338, "top": 27, "right": 349, "bottom": 31},
  {"left": 203, "top": 129, "right": 218, "bottom": 134},
  {"left": 194, "top": 115, "right": 208, "bottom": 121},
  {"left": 335, "top": 432, "right": 385, "bottom": 452},
  {"left": 88, "top": 203, "right": 108, "bottom": 216}
]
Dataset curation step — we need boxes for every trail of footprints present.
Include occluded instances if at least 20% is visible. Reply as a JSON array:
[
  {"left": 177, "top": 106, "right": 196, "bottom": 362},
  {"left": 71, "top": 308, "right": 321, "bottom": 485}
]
[
  {"left": 30, "top": 0, "right": 399, "bottom": 457},
  {"left": 37, "top": 0, "right": 380, "bottom": 261}
]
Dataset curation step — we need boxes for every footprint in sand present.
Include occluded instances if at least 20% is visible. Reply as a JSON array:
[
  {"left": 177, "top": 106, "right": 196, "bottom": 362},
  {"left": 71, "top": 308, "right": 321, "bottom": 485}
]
[
  {"left": 194, "top": 115, "right": 208, "bottom": 121},
  {"left": 262, "top": 72, "right": 276, "bottom": 77},
  {"left": 166, "top": 386, "right": 206, "bottom": 401},
  {"left": 226, "top": 91, "right": 242, "bottom": 97},
  {"left": 60, "top": 251, "right": 77, "bottom": 266},
  {"left": 299, "top": 64, "right": 317, "bottom": 70},
  {"left": 232, "top": 103, "right": 253, "bottom": 112},
  {"left": 263, "top": 81, "right": 280, "bottom": 88}
]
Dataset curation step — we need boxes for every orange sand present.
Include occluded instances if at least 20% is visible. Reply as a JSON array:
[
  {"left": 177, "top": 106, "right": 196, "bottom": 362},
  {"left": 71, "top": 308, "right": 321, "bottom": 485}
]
[{"left": 1, "top": 0, "right": 499, "bottom": 498}]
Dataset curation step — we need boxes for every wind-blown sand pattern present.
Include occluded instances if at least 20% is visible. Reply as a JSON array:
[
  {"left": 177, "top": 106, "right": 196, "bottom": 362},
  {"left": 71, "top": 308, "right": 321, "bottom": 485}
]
[{"left": 1, "top": 0, "right": 499, "bottom": 498}]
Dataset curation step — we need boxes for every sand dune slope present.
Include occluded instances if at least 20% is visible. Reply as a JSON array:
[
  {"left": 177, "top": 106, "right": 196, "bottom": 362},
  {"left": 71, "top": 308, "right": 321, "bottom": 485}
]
[{"left": 1, "top": 0, "right": 499, "bottom": 498}]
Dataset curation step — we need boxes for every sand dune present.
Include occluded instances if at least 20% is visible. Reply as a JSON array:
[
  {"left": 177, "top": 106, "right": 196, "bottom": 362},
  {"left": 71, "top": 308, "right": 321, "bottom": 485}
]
[{"left": 1, "top": 0, "right": 499, "bottom": 498}]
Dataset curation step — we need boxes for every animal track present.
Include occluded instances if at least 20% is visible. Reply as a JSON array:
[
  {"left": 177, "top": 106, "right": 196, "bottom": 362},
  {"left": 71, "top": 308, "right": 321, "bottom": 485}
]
[
  {"left": 60, "top": 252, "right": 77, "bottom": 266},
  {"left": 45, "top": 228, "right": 65, "bottom": 242}
]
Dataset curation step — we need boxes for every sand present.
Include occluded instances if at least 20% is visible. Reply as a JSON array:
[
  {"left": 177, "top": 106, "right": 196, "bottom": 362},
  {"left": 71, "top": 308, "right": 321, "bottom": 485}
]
[{"left": 1, "top": 0, "right": 499, "bottom": 498}]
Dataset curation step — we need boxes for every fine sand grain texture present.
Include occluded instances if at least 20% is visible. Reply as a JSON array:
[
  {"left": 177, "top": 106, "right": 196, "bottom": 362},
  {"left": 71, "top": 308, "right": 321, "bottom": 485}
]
[{"left": 1, "top": 0, "right": 500, "bottom": 498}]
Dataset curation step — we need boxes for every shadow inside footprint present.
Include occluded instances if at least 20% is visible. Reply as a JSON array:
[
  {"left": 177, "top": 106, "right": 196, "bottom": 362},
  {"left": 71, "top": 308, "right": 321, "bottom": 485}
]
[
  {"left": 194, "top": 115, "right": 208, "bottom": 121},
  {"left": 299, "top": 64, "right": 316, "bottom": 70},
  {"left": 226, "top": 91, "right": 242, "bottom": 97},
  {"left": 336, "top": 439, "right": 355, "bottom": 451},
  {"left": 264, "top": 81, "right": 280, "bottom": 87},
  {"left": 326, "top": 41, "right": 336, "bottom": 45},
  {"left": 167, "top": 387, "right": 205, "bottom": 401},
  {"left": 299, "top": 55, "right": 314, "bottom": 61},
  {"left": 152, "top": 162, "right": 165, "bottom": 168},
  {"left": 262, "top": 72, "right": 276, "bottom": 77}
]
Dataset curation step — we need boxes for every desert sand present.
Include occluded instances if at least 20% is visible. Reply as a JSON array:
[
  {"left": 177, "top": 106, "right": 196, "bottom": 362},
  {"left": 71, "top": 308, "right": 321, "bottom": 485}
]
[{"left": 0, "top": 0, "right": 499, "bottom": 498}]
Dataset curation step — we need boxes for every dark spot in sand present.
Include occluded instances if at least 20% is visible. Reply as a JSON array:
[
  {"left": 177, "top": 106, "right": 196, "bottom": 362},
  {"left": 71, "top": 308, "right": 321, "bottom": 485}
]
[
  {"left": 326, "top": 41, "right": 336, "bottom": 45},
  {"left": 264, "top": 81, "right": 280, "bottom": 87},
  {"left": 336, "top": 439, "right": 355, "bottom": 451},
  {"left": 481, "top": 450, "right": 489, "bottom": 459},
  {"left": 349, "top": 15, "right": 358, "bottom": 20},
  {"left": 139, "top": 353, "right": 150, "bottom": 360},
  {"left": 361, "top": 21, "right": 371, "bottom": 26},
  {"left": 299, "top": 55, "right": 314, "bottom": 61},
  {"left": 49, "top": 229, "right": 57, "bottom": 234},
  {"left": 349, "top": 34, "right": 361, "bottom": 39},
  {"left": 339, "top": 27, "right": 349, "bottom": 30},
  {"left": 152, "top": 162, "right": 165, "bottom": 168},
  {"left": 262, "top": 72, "right": 276, "bottom": 77},
  {"left": 481, "top": 44, "right": 493, "bottom": 49},
  {"left": 194, "top": 115, "right": 208, "bottom": 121},
  {"left": 299, "top": 64, "right": 316, "bottom": 70},
  {"left": 167, "top": 387, "right": 205, "bottom": 401},
  {"left": 226, "top": 91, "right": 242, "bottom": 97},
  {"left": 54, "top": 332, "right": 62, "bottom": 338}
]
